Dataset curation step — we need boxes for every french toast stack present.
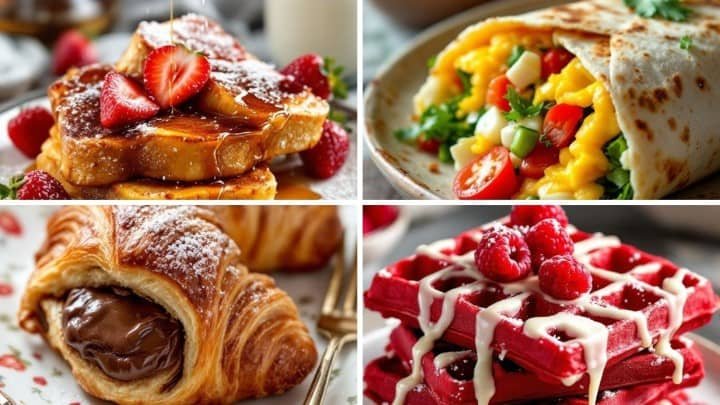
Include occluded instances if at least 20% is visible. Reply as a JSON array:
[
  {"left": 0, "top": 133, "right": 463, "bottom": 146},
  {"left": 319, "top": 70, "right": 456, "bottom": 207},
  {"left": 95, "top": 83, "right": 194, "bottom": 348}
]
[
  {"left": 364, "top": 206, "right": 719, "bottom": 404},
  {"left": 36, "top": 14, "right": 329, "bottom": 199}
]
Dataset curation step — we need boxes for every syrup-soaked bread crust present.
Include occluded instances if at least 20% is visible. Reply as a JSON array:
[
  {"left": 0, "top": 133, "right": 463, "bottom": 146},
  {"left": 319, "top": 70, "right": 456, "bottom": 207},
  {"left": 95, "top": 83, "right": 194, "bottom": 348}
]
[
  {"left": 36, "top": 133, "right": 277, "bottom": 200},
  {"left": 48, "top": 64, "right": 326, "bottom": 186},
  {"left": 19, "top": 206, "right": 317, "bottom": 404}
]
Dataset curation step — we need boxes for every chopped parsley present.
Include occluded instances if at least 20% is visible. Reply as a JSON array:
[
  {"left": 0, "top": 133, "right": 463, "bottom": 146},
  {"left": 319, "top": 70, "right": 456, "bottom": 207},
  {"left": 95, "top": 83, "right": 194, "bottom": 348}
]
[
  {"left": 507, "top": 45, "right": 525, "bottom": 67},
  {"left": 504, "top": 88, "right": 548, "bottom": 122},
  {"left": 600, "top": 135, "right": 634, "bottom": 199},
  {"left": 624, "top": 0, "right": 692, "bottom": 22},
  {"left": 427, "top": 55, "right": 438, "bottom": 69},
  {"left": 680, "top": 35, "right": 693, "bottom": 50},
  {"left": 394, "top": 69, "right": 480, "bottom": 163}
]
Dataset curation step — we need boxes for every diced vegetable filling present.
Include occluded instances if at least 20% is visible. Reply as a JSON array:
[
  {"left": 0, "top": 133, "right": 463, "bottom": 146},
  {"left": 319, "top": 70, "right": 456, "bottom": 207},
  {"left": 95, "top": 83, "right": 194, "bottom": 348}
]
[{"left": 398, "top": 30, "right": 634, "bottom": 200}]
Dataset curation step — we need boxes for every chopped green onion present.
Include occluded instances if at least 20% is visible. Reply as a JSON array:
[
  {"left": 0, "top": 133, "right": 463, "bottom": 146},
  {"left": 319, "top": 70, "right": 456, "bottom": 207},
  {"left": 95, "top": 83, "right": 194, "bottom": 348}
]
[
  {"left": 507, "top": 45, "right": 525, "bottom": 67},
  {"left": 510, "top": 126, "right": 539, "bottom": 158},
  {"left": 680, "top": 35, "right": 693, "bottom": 50}
]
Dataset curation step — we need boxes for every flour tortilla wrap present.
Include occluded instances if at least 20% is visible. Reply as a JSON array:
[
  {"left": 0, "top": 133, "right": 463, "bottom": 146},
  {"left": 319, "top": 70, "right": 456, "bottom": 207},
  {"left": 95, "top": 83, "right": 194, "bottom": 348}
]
[{"left": 416, "top": 0, "right": 720, "bottom": 199}]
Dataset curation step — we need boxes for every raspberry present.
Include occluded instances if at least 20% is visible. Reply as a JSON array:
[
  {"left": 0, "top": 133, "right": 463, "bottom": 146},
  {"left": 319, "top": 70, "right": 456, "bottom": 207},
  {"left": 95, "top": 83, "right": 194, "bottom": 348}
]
[
  {"left": 474, "top": 226, "right": 531, "bottom": 282},
  {"left": 509, "top": 205, "right": 569, "bottom": 228},
  {"left": 7, "top": 106, "right": 54, "bottom": 158},
  {"left": 364, "top": 206, "right": 399, "bottom": 230},
  {"left": 538, "top": 255, "right": 592, "bottom": 300},
  {"left": 525, "top": 219, "right": 574, "bottom": 270},
  {"left": 363, "top": 215, "right": 375, "bottom": 235},
  {"left": 300, "top": 120, "right": 350, "bottom": 179}
]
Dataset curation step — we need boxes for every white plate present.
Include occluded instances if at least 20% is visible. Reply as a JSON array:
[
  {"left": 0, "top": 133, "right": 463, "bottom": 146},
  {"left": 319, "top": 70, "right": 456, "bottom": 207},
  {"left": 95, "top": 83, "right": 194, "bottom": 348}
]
[
  {"left": 364, "top": 0, "right": 720, "bottom": 200},
  {"left": 361, "top": 325, "right": 720, "bottom": 404},
  {"left": 0, "top": 94, "right": 357, "bottom": 200},
  {"left": 0, "top": 206, "right": 358, "bottom": 405}
]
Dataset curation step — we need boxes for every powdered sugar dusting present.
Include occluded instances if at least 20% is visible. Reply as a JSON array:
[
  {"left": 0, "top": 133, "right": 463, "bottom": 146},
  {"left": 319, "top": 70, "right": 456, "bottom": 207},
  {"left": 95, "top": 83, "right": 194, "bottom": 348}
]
[
  {"left": 115, "top": 206, "right": 239, "bottom": 308},
  {"left": 211, "top": 59, "right": 289, "bottom": 107},
  {"left": 138, "top": 14, "right": 247, "bottom": 62}
]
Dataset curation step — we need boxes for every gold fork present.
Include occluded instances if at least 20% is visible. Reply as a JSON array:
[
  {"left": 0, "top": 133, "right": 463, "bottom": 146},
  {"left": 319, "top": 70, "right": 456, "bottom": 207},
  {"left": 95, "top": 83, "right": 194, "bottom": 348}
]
[{"left": 304, "top": 239, "right": 357, "bottom": 405}]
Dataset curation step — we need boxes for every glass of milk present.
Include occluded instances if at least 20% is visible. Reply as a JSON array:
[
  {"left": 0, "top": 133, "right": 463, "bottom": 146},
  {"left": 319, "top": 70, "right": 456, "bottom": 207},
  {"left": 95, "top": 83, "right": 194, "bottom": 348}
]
[{"left": 265, "top": 0, "right": 357, "bottom": 75}]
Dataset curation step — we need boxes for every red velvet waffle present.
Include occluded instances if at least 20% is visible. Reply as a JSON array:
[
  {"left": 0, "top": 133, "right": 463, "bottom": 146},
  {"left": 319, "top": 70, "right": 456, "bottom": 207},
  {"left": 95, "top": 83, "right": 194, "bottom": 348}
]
[
  {"left": 364, "top": 220, "right": 718, "bottom": 383},
  {"left": 363, "top": 352, "right": 700, "bottom": 405},
  {"left": 383, "top": 324, "right": 704, "bottom": 404}
]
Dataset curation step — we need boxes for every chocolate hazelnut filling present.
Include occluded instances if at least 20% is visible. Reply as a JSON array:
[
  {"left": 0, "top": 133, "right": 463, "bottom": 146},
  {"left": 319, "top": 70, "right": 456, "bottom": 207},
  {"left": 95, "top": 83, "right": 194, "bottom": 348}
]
[{"left": 62, "top": 287, "right": 184, "bottom": 382}]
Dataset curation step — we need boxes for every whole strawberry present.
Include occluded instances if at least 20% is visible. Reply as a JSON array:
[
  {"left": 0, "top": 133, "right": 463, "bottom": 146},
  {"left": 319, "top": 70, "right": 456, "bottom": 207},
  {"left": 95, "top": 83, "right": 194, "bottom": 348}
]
[
  {"left": 301, "top": 120, "right": 350, "bottom": 179},
  {"left": 52, "top": 30, "right": 98, "bottom": 76},
  {"left": 281, "top": 54, "right": 347, "bottom": 100},
  {"left": 13, "top": 171, "right": 70, "bottom": 200},
  {"left": 7, "top": 106, "right": 54, "bottom": 158}
]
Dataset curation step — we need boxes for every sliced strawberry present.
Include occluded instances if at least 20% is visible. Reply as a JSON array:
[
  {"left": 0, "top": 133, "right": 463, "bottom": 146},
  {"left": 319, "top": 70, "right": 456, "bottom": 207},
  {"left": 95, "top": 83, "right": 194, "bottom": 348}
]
[
  {"left": 7, "top": 106, "right": 54, "bottom": 158},
  {"left": 52, "top": 30, "right": 98, "bottom": 76},
  {"left": 100, "top": 71, "right": 160, "bottom": 128},
  {"left": 301, "top": 120, "right": 350, "bottom": 179},
  {"left": 143, "top": 45, "right": 211, "bottom": 109}
]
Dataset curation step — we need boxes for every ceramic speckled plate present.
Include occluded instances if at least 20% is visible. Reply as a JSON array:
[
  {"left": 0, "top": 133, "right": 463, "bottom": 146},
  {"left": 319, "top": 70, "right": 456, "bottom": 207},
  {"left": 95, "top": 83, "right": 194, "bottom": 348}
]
[
  {"left": 0, "top": 207, "right": 358, "bottom": 405},
  {"left": 363, "top": 0, "right": 720, "bottom": 200},
  {"left": 0, "top": 93, "right": 357, "bottom": 201},
  {"left": 362, "top": 325, "right": 720, "bottom": 404}
]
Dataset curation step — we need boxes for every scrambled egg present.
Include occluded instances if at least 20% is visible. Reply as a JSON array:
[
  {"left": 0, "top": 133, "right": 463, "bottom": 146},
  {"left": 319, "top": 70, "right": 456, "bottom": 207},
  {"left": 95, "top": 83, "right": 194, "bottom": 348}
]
[
  {"left": 454, "top": 32, "right": 553, "bottom": 115},
  {"left": 518, "top": 59, "right": 620, "bottom": 199},
  {"left": 447, "top": 29, "right": 620, "bottom": 200}
]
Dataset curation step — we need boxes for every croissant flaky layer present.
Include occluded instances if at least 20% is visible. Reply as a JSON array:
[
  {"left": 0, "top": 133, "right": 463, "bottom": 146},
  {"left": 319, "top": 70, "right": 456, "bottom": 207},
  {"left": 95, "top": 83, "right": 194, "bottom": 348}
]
[
  {"left": 18, "top": 206, "right": 317, "bottom": 405},
  {"left": 212, "top": 206, "right": 343, "bottom": 272}
]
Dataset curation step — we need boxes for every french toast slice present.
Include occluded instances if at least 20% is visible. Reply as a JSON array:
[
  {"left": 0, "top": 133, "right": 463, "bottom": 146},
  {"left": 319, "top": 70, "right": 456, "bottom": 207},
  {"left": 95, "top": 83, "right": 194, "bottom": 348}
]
[
  {"left": 36, "top": 134, "right": 277, "bottom": 200},
  {"left": 49, "top": 64, "right": 325, "bottom": 186},
  {"left": 116, "top": 13, "right": 328, "bottom": 133}
]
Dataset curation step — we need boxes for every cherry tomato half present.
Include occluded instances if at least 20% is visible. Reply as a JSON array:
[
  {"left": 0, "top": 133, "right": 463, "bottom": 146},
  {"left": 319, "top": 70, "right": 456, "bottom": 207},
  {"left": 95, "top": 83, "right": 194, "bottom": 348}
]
[
  {"left": 487, "top": 75, "right": 513, "bottom": 112},
  {"left": 453, "top": 146, "right": 519, "bottom": 199},
  {"left": 520, "top": 143, "right": 560, "bottom": 179},
  {"left": 542, "top": 103, "right": 585, "bottom": 149},
  {"left": 542, "top": 48, "right": 574, "bottom": 79}
]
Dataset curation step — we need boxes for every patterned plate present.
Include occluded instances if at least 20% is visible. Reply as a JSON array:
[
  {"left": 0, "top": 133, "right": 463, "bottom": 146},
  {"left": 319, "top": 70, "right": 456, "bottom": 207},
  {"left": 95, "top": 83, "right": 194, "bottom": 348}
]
[{"left": 0, "top": 206, "right": 358, "bottom": 405}]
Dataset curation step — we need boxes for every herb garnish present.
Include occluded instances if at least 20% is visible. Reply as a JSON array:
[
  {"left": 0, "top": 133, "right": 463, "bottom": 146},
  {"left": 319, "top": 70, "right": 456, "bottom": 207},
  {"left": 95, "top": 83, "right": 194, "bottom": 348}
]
[
  {"left": 600, "top": 135, "right": 634, "bottom": 199},
  {"left": 680, "top": 35, "right": 693, "bottom": 50},
  {"left": 504, "top": 88, "right": 548, "bottom": 122},
  {"left": 624, "top": 0, "right": 691, "bottom": 22}
]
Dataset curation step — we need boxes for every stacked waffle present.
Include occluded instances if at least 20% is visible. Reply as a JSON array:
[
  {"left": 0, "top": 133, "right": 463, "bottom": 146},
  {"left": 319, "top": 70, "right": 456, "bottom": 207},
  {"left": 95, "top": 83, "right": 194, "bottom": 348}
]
[
  {"left": 364, "top": 206, "right": 718, "bottom": 405},
  {"left": 36, "top": 14, "right": 328, "bottom": 199}
]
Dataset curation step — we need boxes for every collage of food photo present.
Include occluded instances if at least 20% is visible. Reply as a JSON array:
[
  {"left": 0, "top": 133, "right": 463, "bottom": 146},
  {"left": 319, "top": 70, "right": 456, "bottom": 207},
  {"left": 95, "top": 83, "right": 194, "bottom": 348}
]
[{"left": 0, "top": 0, "right": 718, "bottom": 405}]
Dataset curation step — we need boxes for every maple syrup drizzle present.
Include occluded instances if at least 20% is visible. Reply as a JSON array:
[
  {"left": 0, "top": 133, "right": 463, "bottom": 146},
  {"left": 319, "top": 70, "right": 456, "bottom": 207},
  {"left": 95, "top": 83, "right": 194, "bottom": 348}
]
[{"left": 391, "top": 223, "right": 701, "bottom": 405}]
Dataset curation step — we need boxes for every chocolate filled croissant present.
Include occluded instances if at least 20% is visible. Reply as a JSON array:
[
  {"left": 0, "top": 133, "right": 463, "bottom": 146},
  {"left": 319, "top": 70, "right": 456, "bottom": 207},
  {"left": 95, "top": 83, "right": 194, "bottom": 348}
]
[
  {"left": 18, "top": 206, "right": 317, "bottom": 404},
  {"left": 211, "top": 206, "right": 343, "bottom": 272}
]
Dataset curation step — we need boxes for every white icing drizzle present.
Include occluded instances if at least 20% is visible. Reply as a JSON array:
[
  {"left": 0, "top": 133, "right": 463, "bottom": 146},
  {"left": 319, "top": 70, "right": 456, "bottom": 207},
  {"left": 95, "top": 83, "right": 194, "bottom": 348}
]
[
  {"left": 390, "top": 222, "right": 701, "bottom": 405},
  {"left": 434, "top": 350, "right": 472, "bottom": 369},
  {"left": 524, "top": 313, "right": 609, "bottom": 405}
]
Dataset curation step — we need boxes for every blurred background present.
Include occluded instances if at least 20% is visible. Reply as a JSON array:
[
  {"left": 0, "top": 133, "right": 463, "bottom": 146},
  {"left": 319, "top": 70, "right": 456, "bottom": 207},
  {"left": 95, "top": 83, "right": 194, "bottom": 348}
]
[
  {"left": 363, "top": 205, "right": 720, "bottom": 342},
  {"left": 0, "top": 0, "right": 357, "bottom": 103}
]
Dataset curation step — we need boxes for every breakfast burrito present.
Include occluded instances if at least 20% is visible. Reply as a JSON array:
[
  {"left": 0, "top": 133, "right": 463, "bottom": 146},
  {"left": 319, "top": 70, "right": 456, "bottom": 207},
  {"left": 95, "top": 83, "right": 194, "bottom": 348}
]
[{"left": 408, "top": 0, "right": 720, "bottom": 199}]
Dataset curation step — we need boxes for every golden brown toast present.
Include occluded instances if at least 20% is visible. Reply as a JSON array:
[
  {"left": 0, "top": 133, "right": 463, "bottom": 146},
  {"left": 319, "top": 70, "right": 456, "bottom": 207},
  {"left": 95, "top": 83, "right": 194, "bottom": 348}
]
[
  {"left": 36, "top": 134, "right": 277, "bottom": 200},
  {"left": 115, "top": 14, "right": 328, "bottom": 148},
  {"left": 49, "top": 64, "right": 326, "bottom": 186}
]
